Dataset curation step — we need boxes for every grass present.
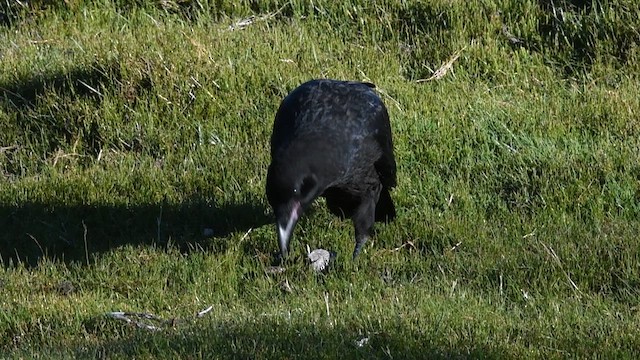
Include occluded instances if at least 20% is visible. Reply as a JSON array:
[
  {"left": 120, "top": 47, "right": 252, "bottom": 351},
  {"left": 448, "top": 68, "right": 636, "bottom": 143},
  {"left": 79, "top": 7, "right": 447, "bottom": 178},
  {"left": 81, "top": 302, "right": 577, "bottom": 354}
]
[{"left": 1, "top": 0, "right": 639, "bottom": 358}]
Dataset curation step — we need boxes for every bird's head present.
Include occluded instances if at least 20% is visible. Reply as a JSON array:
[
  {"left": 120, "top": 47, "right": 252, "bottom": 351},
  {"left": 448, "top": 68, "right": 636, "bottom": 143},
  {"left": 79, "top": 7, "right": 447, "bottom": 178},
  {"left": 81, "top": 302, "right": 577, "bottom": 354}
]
[{"left": 266, "top": 161, "right": 320, "bottom": 258}]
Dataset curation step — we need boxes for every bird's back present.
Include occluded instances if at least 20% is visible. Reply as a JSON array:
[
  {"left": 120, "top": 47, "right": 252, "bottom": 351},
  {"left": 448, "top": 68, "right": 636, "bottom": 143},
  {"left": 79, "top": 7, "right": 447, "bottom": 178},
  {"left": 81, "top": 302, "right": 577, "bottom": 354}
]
[{"left": 270, "top": 79, "right": 396, "bottom": 189}]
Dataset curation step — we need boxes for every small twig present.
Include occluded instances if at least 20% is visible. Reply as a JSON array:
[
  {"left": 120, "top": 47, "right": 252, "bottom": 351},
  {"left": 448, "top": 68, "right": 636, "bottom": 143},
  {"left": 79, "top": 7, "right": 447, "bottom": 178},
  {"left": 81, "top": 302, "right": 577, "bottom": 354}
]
[
  {"left": 106, "top": 304, "right": 216, "bottom": 331},
  {"left": 0, "top": 145, "right": 20, "bottom": 153},
  {"left": 106, "top": 312, "right": 164, "bottom": 331}
]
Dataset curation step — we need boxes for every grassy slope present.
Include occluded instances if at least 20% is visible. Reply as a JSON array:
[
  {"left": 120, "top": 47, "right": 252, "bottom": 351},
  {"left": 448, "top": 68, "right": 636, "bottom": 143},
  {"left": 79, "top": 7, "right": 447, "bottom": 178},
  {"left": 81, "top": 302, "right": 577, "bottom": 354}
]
[{"left": 1, "top": 0, "right": 639, "bottom": 358}]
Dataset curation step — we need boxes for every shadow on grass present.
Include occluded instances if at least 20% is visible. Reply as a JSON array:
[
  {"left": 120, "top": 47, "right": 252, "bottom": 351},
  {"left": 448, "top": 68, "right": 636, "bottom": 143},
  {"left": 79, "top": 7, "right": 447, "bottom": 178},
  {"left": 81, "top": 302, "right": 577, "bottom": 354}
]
[
  {"left": 1, "top": 62, "right": 123, "bottom": 109},
  {"left": 0, "top": 198, "right": 271, "bottom": 267},
  {"left": 1, "top": 61, "right": 275, "bottom": 267},
  {"left": 1, "top": 61, "right": 153, "bottom": 165},
  {"left": 74, "top": 319, "right": 507, "bottom": 359}
]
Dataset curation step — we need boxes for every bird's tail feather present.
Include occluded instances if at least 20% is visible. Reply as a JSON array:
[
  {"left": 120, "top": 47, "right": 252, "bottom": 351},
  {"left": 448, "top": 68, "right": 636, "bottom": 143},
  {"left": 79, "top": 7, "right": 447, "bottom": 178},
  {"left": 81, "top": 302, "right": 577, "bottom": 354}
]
[{"left": 375, "top": 187, "right": 395, "bottom": 222}]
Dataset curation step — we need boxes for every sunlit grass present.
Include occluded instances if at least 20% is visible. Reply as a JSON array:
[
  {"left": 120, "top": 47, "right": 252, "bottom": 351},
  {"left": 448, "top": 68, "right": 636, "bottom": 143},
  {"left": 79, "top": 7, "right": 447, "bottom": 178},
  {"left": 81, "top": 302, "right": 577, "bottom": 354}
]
[{"left": 1, "top": 0, "right": 639, "bottom": 358}]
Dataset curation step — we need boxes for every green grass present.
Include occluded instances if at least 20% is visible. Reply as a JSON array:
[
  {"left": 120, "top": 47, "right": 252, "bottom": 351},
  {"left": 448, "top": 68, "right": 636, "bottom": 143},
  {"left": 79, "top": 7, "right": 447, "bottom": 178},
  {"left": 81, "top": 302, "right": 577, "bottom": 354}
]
[{"left": 1, "top": 0, "right": 639, "bottom": 358}]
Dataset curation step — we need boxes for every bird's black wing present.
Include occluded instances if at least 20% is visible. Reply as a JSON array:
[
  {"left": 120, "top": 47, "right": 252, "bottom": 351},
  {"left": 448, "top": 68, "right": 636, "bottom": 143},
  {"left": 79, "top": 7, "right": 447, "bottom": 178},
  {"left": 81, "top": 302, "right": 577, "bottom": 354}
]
[
  {"left": 270, "top": 83, "right": 313, "bottom": 159},
  {"left": 371, "top": 104, "right": 397, "bottom": 189}
]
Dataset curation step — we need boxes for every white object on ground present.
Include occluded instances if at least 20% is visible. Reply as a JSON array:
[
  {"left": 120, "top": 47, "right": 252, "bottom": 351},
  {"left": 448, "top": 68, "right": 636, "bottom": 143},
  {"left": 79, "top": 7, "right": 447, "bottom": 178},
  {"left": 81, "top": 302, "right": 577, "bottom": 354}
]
[{"left": 307, "top": 245, "right": 332, "bottom": 272}]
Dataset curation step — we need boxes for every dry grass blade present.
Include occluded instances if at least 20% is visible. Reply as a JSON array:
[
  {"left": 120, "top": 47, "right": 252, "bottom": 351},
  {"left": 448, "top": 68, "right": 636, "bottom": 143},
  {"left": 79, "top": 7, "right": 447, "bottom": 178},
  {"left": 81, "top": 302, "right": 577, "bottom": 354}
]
[
  {"left": 375, "top": 86, "right": 404, "bottom": 113},
  {"left": 77, "top": 80, "right": 103, "bottom": 97},
  {"left": 106, "top": 312, "right": 165, "bottom": 331},
  {"left": 416, "top": 47, "right": 466, "bottom": 83},
  {"left": 392, "top": 240, "right": 416, "bottom": 252},
  {"left": 228, "top": 4, "right": 287, "bottom": 31},
  {"left": 449, "top": 241, "right": 462, "bottom": 252},
  {"left": 279, "top": 278, "right": 293, "bottom": 293},
  {"left": 0, "top": 145, "right": 19, "bottom": 153},
  {"left": 538, "top": 240, "right": 582, "bottom": 295},
  {"left": 228, "top": 16, "right": 257, "bottom": 31},
  {"left": 265, "top": 266, "right": 286, "bottom": 275},
  {"left": 106, "top": 304, "right": 216, "bottom": 331},
  {"left": 502, "top": 24, "right": 524, "bottom": 45},
  {"left": 196, "top": 305, "right": 214, "bottom": 318}
]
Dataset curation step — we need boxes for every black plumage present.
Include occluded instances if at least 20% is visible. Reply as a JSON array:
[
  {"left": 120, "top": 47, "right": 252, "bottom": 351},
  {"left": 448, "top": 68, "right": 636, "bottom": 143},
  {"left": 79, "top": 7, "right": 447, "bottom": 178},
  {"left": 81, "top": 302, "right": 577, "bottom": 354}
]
[{"left": 266, "top": 79, "right": 397, "bottom": 259}]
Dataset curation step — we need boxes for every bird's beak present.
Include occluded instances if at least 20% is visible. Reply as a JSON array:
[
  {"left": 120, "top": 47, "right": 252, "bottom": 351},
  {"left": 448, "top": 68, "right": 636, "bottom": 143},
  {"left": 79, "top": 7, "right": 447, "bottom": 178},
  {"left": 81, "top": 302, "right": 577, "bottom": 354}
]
[{"left": 277, "top": 201, "right": 301, "bottom": 258}]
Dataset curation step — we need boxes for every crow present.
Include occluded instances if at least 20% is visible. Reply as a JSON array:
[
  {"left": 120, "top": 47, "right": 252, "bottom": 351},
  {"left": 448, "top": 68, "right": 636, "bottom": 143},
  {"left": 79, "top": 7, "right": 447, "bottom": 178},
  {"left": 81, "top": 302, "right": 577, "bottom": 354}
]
[{"left": 266, "top": 79, "right": 397, "bottom": 259}]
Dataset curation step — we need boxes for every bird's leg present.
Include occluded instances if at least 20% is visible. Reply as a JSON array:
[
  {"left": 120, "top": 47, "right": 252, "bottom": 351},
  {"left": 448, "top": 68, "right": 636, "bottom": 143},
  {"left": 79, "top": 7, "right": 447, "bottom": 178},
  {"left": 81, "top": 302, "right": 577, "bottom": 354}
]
[
  {"left": 352, "top": 185, "right": 381, "bottom": 258},
  {"left": 353, "top": 233, "right": 369, "bottom": 259}
]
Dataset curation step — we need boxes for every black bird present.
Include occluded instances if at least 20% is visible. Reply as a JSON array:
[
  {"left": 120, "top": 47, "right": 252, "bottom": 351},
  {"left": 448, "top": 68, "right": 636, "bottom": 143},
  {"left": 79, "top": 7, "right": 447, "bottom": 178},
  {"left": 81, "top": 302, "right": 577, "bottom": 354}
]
[{"left": 266, "top": 79, "right": 397, "bottom": 259}]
